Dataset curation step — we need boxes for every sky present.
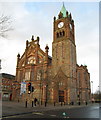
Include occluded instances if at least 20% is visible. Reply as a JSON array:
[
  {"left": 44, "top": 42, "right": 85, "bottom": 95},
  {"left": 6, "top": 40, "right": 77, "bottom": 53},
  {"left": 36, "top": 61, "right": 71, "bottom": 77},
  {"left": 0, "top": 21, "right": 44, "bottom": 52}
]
[{"left": 0, "top": 2, "right": 99, "bottom": 93}]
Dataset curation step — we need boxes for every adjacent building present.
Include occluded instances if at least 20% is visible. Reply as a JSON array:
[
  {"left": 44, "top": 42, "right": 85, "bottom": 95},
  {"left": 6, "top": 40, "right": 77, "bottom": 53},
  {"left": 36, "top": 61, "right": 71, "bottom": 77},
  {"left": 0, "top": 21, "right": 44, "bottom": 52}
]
[
  {"left": 15, "top": 4, "right": 91, "bottom": 104},
  {"left": 76, "top": 65, "right": 91, "bottom": 104},
  {"left": 1, "top": 73, "right": 15, "bottom": 101}
]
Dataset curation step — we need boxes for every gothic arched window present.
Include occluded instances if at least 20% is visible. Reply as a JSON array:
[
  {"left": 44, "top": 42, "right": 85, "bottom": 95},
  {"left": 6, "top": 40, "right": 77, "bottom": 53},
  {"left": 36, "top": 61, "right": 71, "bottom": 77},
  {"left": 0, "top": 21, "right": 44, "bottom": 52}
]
[
  {"left": 60, "top": 32, "right": 62, "bottom": 37},
  {"left": 57, "top": 33, "right": 59, "bottom": 38},
  {"left": 63, "top": 31, "right": 65, "bottom": 36}
]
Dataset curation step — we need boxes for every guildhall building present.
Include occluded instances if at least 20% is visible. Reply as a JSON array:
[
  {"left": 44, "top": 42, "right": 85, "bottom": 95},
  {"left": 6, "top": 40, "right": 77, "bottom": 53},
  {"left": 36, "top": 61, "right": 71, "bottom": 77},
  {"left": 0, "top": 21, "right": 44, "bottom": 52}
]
[{"left": 15, "top": 4, "right": 91, "bottom": 105}]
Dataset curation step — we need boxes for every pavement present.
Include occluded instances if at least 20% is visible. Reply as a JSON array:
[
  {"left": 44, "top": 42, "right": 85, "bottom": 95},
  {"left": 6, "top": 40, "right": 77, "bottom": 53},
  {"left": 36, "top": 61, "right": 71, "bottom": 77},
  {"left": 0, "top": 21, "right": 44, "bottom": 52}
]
[{"left": 2, "top": 101, "right": 99, "bottom": 118}]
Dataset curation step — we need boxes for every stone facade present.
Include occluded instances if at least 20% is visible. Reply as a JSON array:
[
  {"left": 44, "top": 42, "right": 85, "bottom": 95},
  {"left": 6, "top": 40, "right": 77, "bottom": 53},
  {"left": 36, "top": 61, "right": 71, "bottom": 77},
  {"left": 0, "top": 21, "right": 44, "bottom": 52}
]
[{"left": 15, "top": 4, "right": 91, "bottom": 104}]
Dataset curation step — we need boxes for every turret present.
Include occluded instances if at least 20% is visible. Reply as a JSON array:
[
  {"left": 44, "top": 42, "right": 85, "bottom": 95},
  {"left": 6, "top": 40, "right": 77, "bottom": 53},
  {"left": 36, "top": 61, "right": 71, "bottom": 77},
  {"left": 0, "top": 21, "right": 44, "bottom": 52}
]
[
  {"left": 26, "top": 40, "right": 29, "bottom": 48},
  {"left": 58, "top": 12, "right": 63, "bottom": 19},
  {"left": 45, "top": 44, "right": 49, "bottom": 64},
  {"left": 17, "top": 53, "right": 20, "bottom": 67},
  {"left": 69, "top": 13, "right": 72, "bottom": 21},
  {"left": 37, "top": 36, "right": 40, "bottom": 45},
  {"left": 31, "top": 35, "right": 34, "bottom": 41},
  {"left": 66, "top": 11, "right": 68, "bottom": 16},
  {"left": 35, "top": 36, "right": 40, "bottom": 64},
  {"left": 54, "top": 16, "right": 56, "bottom": 21}
]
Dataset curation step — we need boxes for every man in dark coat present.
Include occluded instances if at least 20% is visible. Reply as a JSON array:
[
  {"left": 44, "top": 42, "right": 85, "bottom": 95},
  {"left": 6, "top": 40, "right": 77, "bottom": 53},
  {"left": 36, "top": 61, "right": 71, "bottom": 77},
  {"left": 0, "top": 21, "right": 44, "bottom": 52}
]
[{"left": 34, "top": 98, "right": 37, "bottom": 106}]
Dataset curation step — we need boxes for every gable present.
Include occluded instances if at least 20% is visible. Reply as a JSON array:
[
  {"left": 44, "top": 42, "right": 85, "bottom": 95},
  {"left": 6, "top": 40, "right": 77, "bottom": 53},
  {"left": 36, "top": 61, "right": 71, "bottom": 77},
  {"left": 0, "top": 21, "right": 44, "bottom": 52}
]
[
  {"left": 53, "top": 67, "right": 68, "bottom": 83},
  {"left": 18, "top": 42, "right": 46, "bottom": 67}
]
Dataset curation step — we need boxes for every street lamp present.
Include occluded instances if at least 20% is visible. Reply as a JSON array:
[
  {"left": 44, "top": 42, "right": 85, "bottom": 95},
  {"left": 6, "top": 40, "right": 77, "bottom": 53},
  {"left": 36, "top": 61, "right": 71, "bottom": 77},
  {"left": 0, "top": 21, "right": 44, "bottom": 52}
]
[
  {"left": 98, "top": 86, "right": 100, "bottom": 103},
  {"left": 91, "top": 81, "right": 93, "bottom": 102},
  {"left": 39, "top": 70, "right": 42, "bottom": 106}
]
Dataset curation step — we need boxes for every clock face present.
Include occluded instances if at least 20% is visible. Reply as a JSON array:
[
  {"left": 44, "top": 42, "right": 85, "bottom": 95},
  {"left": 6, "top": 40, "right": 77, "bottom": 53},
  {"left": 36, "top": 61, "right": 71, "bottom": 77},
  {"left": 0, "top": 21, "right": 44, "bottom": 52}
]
[{"left": 58, "top": 22, "right": 64, "bottom": 28}]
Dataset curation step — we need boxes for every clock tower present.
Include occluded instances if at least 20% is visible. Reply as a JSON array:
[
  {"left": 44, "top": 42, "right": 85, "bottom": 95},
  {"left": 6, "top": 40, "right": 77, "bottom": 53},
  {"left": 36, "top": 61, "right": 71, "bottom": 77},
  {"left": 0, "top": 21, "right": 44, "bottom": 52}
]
[{"left": 52, "top": 4, "right": 77, "bottom": 103}]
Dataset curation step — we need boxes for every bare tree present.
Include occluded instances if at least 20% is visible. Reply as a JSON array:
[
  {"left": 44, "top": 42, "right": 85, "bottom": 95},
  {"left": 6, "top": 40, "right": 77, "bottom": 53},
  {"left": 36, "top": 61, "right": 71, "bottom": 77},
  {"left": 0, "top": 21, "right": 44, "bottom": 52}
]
[{"left": 0, "top": 14, "right": 13, "bottom": 37}]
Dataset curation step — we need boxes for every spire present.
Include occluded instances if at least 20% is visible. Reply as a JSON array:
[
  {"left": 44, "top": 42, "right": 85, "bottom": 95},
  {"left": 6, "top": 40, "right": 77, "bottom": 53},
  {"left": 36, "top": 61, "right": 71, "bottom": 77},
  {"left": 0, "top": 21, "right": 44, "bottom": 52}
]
[
  {"left": 45, "top": 44, "right": 49, "bottom": 52},
  {"left": 60, "top": 2, "right": 67, "bottom": 17}
]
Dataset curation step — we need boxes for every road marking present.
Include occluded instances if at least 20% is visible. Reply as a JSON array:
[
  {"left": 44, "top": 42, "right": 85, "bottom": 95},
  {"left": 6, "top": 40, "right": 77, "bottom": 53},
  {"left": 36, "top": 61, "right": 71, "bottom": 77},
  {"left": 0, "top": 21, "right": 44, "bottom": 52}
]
[
  {"left": 50, "top": 115, "right": 56, "bottom": 117},
  {"left": 63, "top": 116, "right": 69, "bottom": 118},
  {"left": 2, "top": 114, "right": 28, "bottom": 119},
  {"left": 32, "top": 112, "right": 44, "bottom": 115},
  {"left": 2, "top": 115, "right": 19, "bottom": 119}
]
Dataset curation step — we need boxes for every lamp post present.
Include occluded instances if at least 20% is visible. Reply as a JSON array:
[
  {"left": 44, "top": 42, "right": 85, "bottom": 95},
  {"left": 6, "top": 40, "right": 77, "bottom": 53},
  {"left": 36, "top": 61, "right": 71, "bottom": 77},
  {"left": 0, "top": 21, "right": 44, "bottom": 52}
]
[
  {"left": 91, "top": 81, "right": 93, "bottom": 102},
  {"left": 44, "top": 84, "right": 48, "bottom": 107},
  {"left": 39, "top": 79, "right": 41, "bottom": 106},
  {"left": 98, "top": 86, "right": 100, "bottom": 103},
  {"left": 78, "top": 89, "right": 81, "bottom": 105},
  {"left": 86, "top": 87, "right": 88, "bottom": 105}
]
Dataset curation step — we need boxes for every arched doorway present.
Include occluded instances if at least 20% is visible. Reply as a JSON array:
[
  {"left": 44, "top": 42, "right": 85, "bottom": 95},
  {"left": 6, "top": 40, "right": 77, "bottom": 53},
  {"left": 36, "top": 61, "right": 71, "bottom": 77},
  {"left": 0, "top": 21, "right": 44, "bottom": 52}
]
[{"left": 59, "top": 90, "right": 64, "bottom": 102}]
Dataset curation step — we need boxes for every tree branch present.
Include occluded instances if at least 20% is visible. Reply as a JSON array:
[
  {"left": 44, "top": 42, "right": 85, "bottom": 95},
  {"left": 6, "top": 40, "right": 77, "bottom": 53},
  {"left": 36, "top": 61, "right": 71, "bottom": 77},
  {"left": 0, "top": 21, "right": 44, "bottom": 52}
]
[{"left": 0, "top": 14, "right": 13, "bottom": 37}]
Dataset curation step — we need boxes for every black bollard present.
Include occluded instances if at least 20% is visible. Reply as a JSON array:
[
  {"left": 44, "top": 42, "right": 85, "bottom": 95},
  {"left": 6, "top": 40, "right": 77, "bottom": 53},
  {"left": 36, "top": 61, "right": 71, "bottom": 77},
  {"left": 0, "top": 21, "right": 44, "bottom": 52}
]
[
  {"left": 25, "top": 100, "right": 27, "bottom": 108},
  {"left": 86, "top": 102, "right": 87, "bottom": 105},
  {"left": 54, "top": 102, "right": 55, "bottom": 106},
  {"left": 32, "top": 101, "right": 33, "bottom": 107},
  {"left": 45, "top": 102, "right": 47, "bottom": 107},
  {"left": 78, "top": 102, "right": 80, "bottom": 105},
  {"left": 72, "top": 102, "right": 74, "bottom": 105}
]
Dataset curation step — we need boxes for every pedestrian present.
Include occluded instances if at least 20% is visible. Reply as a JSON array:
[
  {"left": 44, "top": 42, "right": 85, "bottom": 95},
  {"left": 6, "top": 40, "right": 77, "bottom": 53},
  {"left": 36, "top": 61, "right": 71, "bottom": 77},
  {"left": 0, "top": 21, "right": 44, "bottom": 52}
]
[
  {"left": 34, "top": 98, "right": 37, "bottom": 106},
  {"left": 25, "top": 99, "right": 27, "bottom": 108}
]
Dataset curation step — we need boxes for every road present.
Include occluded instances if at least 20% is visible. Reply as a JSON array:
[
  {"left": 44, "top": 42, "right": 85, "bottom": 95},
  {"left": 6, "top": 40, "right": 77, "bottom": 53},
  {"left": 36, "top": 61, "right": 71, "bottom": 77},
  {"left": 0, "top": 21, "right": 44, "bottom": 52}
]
[{"left": 2, "top": 104, "right": 100, "bottom": 119}]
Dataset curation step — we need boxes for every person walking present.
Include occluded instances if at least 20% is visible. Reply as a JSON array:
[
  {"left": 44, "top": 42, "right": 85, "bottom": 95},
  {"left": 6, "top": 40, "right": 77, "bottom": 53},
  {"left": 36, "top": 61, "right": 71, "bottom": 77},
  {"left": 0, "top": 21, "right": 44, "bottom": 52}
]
[{"left": 34, "top": 98, "right": 37, "bottom": 106}]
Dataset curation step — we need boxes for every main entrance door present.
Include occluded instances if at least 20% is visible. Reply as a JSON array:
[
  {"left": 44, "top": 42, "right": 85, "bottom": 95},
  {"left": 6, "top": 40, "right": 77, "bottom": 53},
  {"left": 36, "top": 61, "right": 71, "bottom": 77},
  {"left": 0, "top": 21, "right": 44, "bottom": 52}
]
[{"left": 59, "top": 90, "right": 64, "bottom": 102}]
